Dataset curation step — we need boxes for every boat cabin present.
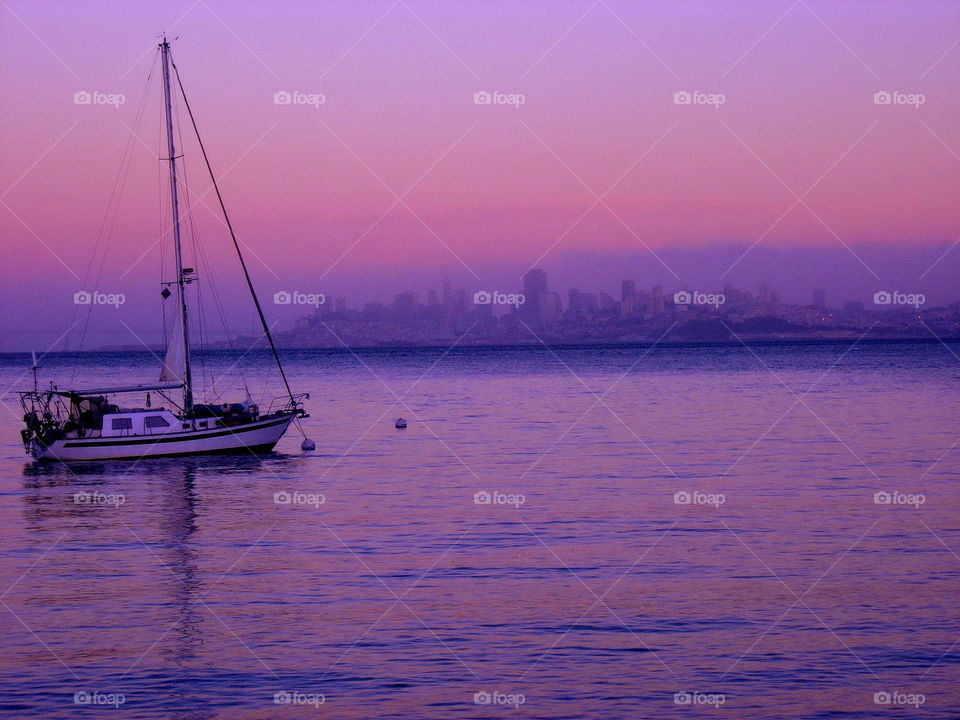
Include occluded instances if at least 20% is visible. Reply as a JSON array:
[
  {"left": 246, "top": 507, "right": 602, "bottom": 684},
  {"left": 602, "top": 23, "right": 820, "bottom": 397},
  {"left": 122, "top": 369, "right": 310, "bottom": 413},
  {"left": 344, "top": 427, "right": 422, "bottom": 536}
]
[{"left": 101, "top": 409, "right": 180, "bottom": 437}]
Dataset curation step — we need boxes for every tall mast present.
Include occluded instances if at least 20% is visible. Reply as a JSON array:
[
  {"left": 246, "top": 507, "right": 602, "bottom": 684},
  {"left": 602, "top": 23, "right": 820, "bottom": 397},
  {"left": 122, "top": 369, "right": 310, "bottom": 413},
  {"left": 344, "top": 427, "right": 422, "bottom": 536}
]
[{"left": 160, "top": 36, "right": 193, "bottom": 414}]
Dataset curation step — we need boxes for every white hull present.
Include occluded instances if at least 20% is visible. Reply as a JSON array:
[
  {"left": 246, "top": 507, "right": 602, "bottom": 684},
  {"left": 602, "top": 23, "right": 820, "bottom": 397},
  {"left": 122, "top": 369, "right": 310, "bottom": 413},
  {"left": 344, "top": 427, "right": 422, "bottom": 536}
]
[{"left": 32, "top": 414, "right": 296, "bottom": 462}]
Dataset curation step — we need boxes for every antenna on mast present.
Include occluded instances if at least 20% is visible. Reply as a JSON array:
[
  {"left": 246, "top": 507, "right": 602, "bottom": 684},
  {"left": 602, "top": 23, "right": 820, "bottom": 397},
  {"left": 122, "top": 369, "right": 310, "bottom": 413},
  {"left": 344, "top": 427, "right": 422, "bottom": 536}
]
[{"left": 30, "top": 351, "right": 39, "bottom": 393}]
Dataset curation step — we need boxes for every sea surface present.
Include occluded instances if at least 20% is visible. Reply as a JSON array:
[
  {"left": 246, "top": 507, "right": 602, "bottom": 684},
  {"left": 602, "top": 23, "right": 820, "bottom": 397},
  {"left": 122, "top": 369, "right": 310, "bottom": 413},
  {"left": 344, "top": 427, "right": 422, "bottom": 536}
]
[{"left": 0, "top": 341, "right": 957, "bottom": 719}]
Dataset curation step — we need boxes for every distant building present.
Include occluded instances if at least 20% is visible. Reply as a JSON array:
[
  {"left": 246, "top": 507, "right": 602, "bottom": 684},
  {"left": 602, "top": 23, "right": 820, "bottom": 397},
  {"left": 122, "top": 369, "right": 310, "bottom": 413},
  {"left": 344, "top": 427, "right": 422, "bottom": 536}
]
[
  {"left": 539, "top": 292, "right": 561, "bottom": 326},
  {"left": 579, "top": 293, "right": 598, "bottom": 313},
  {"left": 568, "top": 288, "right": 581, "bottom": 315},
  {"left": 522, "top": 269, "right": 548, "bottom": 322},
  {"left": 599, "top": 292, "right": 618, "bottom": 312},
  {"left": 394, "top": 291, "right": 418, "bottom": 322},
  {"left": 621, "top": 280, "right": 638, "bottom": 316},
  {"left": 813, "top": 288, "right": 826, "bottom": 308},
  {"left": 651, "top": 284, "right": 664, "bottom": 316},
  {"left": 759, "top": 283, "right": 780, "bottom": 307},
  {"left": 427, "top": 289, "right": 438, "bottom": 307},
  {"left": 334, "top": 297, "right": 346, "bottom": 313}
]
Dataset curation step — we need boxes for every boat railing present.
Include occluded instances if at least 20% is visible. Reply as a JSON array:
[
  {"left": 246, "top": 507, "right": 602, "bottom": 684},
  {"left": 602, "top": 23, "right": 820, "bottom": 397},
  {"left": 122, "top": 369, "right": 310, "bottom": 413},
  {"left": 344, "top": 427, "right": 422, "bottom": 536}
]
[{"left": 263, "top": 393, "right": 309, "bottom": 417}]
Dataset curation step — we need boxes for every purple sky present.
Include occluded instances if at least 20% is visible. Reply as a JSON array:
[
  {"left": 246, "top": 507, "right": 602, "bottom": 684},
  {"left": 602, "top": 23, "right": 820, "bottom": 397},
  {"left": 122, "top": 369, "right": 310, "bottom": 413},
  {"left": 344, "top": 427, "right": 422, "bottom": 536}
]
[{"left": 1, "top": 0, "right": 958, "bottom": 349}]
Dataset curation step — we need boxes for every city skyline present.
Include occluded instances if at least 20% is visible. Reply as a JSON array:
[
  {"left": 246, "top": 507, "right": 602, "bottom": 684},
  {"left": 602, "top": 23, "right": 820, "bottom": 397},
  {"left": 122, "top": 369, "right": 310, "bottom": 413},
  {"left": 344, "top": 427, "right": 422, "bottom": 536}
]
[{"left": 2, "top": 1, "right": 958, "bottom": 350}]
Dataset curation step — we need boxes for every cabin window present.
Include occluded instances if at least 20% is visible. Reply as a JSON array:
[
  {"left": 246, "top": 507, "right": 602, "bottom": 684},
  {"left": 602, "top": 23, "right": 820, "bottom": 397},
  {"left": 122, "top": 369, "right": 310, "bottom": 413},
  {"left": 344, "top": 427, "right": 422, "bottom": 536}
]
[
  {"left": 144, "top": 416, "right": 170, "bottom": 428},
  {"left": 111, "top": 418, "right": 133, "bottom": 431}
]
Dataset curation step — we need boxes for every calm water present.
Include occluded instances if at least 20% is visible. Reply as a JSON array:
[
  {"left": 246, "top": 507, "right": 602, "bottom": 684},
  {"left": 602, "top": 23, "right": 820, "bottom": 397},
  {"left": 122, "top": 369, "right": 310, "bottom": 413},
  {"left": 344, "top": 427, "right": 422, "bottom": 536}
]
[{"left": 0, "top": 342, "right": 958, "bottom": 718}]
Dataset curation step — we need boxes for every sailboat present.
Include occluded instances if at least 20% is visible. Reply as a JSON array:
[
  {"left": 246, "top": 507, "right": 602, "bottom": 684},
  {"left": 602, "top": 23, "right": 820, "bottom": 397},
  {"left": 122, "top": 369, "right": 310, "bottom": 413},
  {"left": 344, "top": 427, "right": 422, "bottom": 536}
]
[{"left": 18, "top": 37, "right": 312, "bottom": 462}]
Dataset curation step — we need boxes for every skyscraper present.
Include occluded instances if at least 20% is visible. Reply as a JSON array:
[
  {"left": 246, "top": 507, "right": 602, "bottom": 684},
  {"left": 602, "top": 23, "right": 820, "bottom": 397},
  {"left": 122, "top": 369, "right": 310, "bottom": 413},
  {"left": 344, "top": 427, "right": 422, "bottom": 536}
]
[
  {"left": 568, "top": 288, "right": 581, "bottom": 315},
  {"left": 522, "top": 269, "right": 548, "bottom": 322},
  {"left": 813, "top": 288, "right": 826, "bottom": 308}
]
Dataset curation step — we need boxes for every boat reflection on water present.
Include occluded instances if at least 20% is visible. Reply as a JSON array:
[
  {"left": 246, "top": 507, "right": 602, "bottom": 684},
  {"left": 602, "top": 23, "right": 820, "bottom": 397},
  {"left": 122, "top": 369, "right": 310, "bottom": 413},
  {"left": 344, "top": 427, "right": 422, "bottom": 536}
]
[{"left": 18, "top": 455, "right": 288, "bottom": 720}]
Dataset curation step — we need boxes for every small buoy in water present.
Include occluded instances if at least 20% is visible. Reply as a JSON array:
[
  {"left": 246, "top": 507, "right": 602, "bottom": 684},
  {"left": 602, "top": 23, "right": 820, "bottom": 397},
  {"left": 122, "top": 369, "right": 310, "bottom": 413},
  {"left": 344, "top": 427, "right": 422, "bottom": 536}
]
[
  {"left": 395, "top": 418, "right": 407, "bottom": 429},
  {"left": 301, "top": 438, "right": 316, "bottom": 451}
]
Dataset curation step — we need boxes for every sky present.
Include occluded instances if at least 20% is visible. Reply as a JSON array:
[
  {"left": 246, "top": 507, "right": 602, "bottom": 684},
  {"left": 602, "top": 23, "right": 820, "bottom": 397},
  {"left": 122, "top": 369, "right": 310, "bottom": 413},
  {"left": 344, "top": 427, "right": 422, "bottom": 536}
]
[{"left": 0, "top": 0, "right": 958, "bottom": 350}]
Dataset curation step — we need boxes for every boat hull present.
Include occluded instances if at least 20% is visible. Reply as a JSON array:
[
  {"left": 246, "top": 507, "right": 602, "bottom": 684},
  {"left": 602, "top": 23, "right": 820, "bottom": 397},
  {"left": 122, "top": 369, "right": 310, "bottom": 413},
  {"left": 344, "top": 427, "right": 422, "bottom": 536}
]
[{"left": 31, "top": 414, "right": 296, "bottom": 462}]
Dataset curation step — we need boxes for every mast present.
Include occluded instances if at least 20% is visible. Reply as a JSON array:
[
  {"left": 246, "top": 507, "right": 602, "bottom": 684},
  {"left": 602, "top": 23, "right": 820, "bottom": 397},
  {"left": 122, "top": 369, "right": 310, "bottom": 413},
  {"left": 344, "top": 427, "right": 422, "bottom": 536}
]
[{"left": 160, "top": 36, "right": 193, "bottom": 414}]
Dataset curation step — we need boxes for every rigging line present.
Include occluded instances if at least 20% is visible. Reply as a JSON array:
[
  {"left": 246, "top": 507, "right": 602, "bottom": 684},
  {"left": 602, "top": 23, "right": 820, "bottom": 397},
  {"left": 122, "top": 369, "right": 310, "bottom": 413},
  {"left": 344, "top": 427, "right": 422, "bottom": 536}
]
[
  {"left": 169, "top": 50, "right": 298, "bottom": 411},
  {"left": 70, "top": 50, "right": 158, "bottom": 379},
  {"left": 172, "top": 93, "right": 209, "bottom": 396}
]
